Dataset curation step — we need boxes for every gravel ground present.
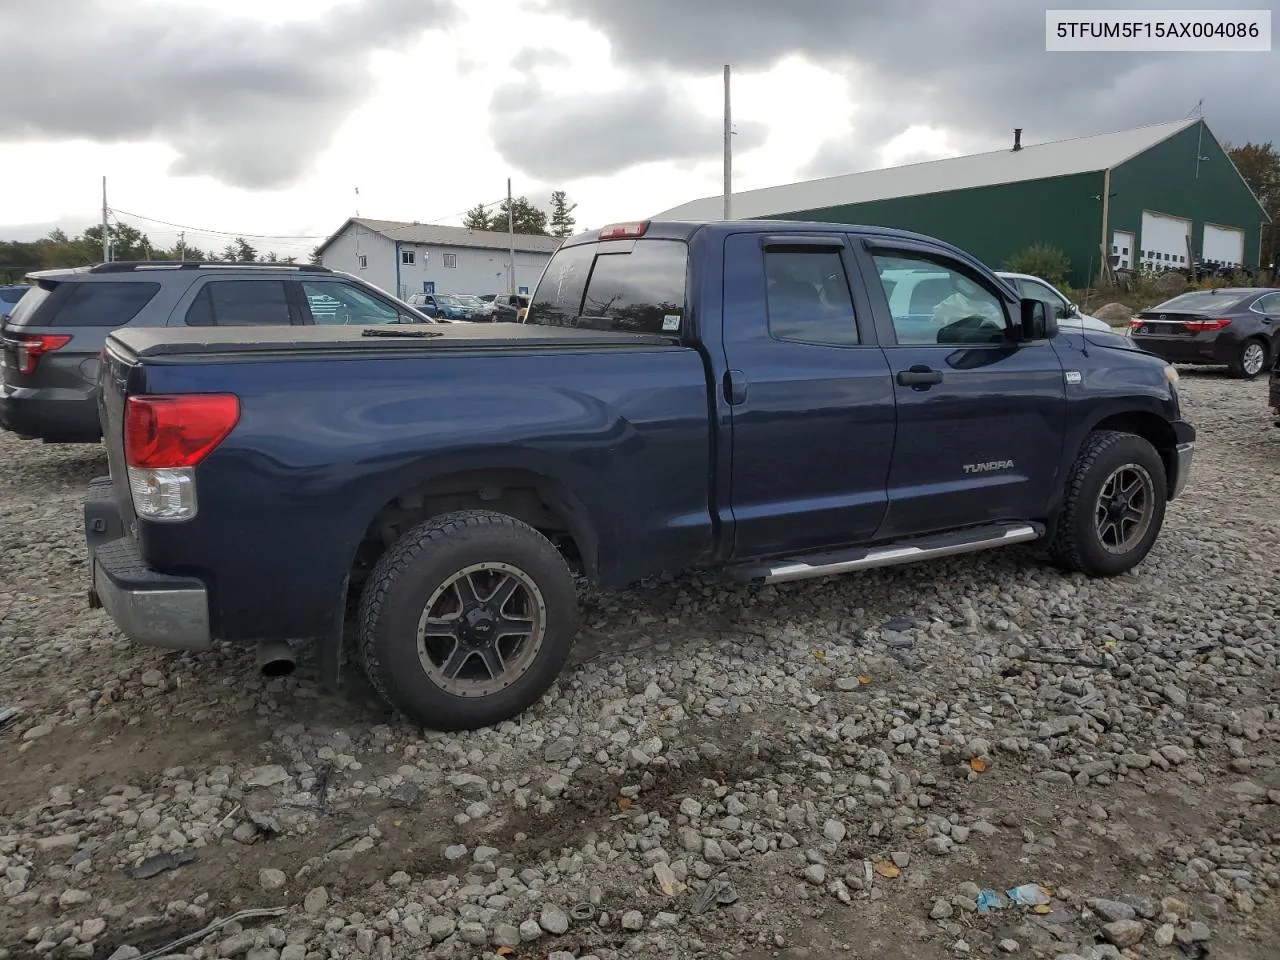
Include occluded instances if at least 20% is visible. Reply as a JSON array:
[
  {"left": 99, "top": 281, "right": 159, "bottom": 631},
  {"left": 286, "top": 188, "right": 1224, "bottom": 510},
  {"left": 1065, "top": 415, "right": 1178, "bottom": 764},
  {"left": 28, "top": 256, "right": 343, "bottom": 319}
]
[{"left": 1, "top": 370, "right": 1278, "bottom": 960}]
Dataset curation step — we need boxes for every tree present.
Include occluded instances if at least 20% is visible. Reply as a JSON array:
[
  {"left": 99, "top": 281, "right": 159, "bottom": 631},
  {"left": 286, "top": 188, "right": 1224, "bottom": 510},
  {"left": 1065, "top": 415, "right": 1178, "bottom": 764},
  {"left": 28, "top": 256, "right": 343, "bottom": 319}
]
[
  {"left": 548, "top": 190, "right": 578, "bottom": 238},
  {"left": 493, "top": 196, "right": 550, "bottom": 236},
  {"left": 1003, "top": 244, "right": 1071, "bottom": 288},
  {"left": 308, "top": 246, "right": 324, "bottom": 266},
  {"left": 84, "top": 222, "right": 152, "bottom": 261},
  {"left": 462, "top": 204, "right": 493, "bottom": 231},
  {"left": 234, "top": 238, "right": 258, "bottom": 262},
  {"left": 1225, "top": 141, "right": 1279, "bottom": 273}
]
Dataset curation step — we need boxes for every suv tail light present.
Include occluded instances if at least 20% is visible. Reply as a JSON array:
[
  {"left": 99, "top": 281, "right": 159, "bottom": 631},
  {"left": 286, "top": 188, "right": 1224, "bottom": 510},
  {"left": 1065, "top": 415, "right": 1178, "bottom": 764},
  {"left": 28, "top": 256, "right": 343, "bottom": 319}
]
[
  {"left": 1184, "top": 318, "right": 1232, "bottom": 332},
  {"left": 124, "top": 394, "right": 239, "bottom": 521},
  {"left": 10, "top": 333, "right": 71, "bottom": 375}
]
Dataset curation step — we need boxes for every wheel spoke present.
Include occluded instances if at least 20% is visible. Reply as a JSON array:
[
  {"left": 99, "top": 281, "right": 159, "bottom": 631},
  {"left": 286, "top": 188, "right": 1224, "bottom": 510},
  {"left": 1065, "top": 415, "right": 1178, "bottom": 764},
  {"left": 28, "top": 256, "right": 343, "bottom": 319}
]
[
  {"left": 421, "top": 615, "right": 459, "bottom": 638},
  {"left": 484, "top": 573, "right": 521, "bottom": 611},
  {"left": 452, "top": 573, "right": 483, "bottom": 607},
  {"left": 496, "top": 614, "right": 535, "bottom": 638},
  {"left": 1098, "top": 518, "right": 1118, "bottom": 545},
  {"left": 477, "top": 644, "right": 506, "bottom": 679},
  {"left": 1118, "top": 472, "right": 1142, "bottom": 497},
  {"left": 440, "top": 643, "right": 475, "bottom": 680}
]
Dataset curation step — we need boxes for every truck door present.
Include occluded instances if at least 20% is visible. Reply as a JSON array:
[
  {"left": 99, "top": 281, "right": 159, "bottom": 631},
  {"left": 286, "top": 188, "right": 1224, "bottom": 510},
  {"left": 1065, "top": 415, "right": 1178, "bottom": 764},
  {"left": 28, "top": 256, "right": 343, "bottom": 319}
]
[
  {"left": 721, "top": 232, "right": 896, "bottom": 559},
  {"left": 853, "top": 239, "right": 1066, "bottom": 539}
]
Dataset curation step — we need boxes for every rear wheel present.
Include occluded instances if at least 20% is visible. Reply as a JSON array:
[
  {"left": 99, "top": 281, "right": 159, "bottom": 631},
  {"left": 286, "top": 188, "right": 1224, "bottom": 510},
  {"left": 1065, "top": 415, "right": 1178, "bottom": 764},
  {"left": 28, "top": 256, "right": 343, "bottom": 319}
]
[
  {"left": 1048, "top": 430, "right": 1167, "bottom": 577},
  {"left": 1231, "top": 338, "right": 1268, "bottom": 379},
  {"left": 358, "top": 510, "right": 578, "bottom": 731}
]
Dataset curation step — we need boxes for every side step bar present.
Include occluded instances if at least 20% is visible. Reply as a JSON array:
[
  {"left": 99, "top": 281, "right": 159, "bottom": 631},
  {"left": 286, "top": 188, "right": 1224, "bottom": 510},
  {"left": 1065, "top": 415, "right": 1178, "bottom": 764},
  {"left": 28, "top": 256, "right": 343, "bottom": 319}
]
[{"left": 729, "top": 522, "right": 1043, "bottom": 585}]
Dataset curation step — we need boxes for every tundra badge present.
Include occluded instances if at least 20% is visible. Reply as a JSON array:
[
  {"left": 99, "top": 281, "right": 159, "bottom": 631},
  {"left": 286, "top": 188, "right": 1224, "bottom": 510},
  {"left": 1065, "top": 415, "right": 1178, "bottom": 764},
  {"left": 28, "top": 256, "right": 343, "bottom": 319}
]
[{"left": 963, "top": 460, "right": 1014, "bottom": 474}]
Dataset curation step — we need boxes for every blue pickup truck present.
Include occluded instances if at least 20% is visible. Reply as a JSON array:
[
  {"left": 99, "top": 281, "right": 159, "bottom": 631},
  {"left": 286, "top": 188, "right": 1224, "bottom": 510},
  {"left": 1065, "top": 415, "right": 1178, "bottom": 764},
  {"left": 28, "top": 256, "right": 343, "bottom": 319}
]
[{"left": 85, "top": 220, "right": 1194, "bottom": 730}]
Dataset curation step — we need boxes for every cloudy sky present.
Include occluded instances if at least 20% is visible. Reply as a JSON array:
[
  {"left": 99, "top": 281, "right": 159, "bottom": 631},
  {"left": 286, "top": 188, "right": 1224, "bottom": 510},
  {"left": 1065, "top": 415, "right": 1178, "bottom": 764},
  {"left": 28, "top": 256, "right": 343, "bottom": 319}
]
[{"left": 1, "top": 0, "right": 1274, "bottom": 258}]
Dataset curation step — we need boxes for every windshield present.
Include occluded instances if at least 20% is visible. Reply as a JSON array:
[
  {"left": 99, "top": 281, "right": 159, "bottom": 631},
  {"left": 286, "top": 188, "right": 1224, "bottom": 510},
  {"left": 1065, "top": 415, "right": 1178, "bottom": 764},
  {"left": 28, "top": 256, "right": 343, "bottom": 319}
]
[
  {"left": 457, "top": 295, "right": 483, "bottom": 305},
  {"left": 436, "top": 295, "right": 461, "bottom": 306},
  {"left": 1153, "top": 290, "right": 1251, "bottom": 313}
]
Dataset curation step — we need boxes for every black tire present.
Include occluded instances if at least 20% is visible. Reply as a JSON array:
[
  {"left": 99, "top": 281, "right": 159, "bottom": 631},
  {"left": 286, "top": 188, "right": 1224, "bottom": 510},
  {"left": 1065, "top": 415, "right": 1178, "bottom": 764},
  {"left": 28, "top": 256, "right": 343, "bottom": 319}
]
[
  {"left": 1048, "top": 430, "right": 1167, "bottom": 577},
  {"left": 1230, "top": 338, "right": 1268, "bottom": 379},
  {"left": 357, "top": 510, "right": 578, "bottom": 731}
]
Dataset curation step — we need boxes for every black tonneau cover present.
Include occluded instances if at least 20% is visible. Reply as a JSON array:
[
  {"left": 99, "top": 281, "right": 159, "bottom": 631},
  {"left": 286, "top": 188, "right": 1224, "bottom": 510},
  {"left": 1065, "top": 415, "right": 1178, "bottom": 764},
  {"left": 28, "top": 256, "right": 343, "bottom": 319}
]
[{"left": 108, "top": 322, "right": 679, "bottom": 361}]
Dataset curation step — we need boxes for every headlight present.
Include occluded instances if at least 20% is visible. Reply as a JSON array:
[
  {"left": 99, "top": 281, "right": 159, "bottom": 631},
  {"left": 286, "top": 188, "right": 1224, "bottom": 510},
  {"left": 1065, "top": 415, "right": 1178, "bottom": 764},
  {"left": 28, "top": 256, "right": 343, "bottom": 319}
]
[{"left": 1163, "top": 364, "right": 1179, "bottom": 384}]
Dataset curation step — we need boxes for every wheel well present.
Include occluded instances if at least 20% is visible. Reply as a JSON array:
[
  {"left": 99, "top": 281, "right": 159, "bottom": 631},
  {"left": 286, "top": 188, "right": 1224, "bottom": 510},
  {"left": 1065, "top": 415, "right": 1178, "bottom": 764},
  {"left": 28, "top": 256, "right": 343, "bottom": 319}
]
[
  {"left": 1092, "top": 411, "right": 1177, "bottom": 484},
  {"left": 349, "top": 469, "right": 597, "bottom": 591}
]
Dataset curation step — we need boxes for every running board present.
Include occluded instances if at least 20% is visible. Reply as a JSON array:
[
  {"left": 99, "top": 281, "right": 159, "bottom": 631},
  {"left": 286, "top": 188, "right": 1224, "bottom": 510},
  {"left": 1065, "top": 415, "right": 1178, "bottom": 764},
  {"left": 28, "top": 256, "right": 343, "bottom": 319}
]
[{"left": 729, "top": 522, "right": 1044, "bottom": 584}]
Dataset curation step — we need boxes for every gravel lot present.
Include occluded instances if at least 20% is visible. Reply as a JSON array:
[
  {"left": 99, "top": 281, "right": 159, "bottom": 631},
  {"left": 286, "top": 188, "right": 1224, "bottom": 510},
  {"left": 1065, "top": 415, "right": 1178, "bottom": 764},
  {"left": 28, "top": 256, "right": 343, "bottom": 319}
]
[{"left": 2, "top": 371, "right": 1278, "bottom": 960}]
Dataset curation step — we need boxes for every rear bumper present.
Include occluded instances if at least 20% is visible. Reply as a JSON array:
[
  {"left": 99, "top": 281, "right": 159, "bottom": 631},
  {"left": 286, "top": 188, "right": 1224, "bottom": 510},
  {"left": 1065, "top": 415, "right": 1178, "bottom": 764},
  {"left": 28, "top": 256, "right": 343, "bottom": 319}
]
[
  {"left": 84, "top": 477, "right": 212, "bottom": 652},
  {"left": 1131, "top": 335, "right": 1233, "bottom": 365},
  {"left": 0, "top": 388, "right": 102, "bottom": 442}
]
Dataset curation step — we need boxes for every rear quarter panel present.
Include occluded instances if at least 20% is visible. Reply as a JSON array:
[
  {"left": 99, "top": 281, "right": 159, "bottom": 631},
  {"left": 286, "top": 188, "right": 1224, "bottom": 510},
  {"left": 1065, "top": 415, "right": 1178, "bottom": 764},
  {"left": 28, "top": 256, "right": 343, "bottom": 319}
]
[{"left": 130, "top": 346, "right": 714, "bottom": 642}]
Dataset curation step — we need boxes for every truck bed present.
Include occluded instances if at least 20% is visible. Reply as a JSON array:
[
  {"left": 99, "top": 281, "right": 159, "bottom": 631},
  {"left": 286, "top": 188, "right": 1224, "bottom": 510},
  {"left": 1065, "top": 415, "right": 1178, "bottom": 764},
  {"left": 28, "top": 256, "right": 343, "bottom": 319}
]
[{"left": 109, "top": 322, "right": 678, "bottom": 361}]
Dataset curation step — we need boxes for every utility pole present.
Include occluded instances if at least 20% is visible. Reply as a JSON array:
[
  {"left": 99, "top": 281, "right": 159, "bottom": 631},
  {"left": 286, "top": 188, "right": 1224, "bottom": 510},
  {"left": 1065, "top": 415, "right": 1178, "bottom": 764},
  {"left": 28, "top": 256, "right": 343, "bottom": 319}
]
[
  {"left": 507, "top": 177, "right": 516, "bottom": 295},
  {"left": 101, "top": 176, "right": 110, "bottom": 262},
  {"left": 178, "top": 231, "right": 186, "bottom": 262},
  {"left": 723, "top": 64, "right": 732, "bottom": 220}
]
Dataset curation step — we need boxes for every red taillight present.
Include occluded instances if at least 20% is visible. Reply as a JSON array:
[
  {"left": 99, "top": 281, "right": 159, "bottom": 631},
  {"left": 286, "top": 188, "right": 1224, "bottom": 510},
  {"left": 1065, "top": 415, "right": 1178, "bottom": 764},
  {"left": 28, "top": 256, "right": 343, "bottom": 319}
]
[
  {"left": 1129, "top": 319, "right": 1144, "bottom": 329},
  {"left": 598, "top": 221, "right": 649, "bottom": 240},
  {"left": 124, "top": 394, "right": 240, "bottom": 469},
  {"left": 12, "top": 333, "right": 71, "bottom": 375},
  {"left": 1184, "top": 318, "right": 1232, "bottom": 332}
]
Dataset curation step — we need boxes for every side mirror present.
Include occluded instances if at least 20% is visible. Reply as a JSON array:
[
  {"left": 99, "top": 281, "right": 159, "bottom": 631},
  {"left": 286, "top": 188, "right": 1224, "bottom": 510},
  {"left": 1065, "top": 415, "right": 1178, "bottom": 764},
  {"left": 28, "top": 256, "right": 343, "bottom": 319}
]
[{"left": 1019, "top": 298, "right": 1057, "bottom": 340}]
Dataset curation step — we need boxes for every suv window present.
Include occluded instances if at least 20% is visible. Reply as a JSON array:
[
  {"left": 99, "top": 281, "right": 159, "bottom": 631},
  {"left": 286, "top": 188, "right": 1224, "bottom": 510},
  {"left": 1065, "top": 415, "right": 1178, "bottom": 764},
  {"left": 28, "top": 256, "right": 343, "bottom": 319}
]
[
  {"left": 2, "top": 283, "right": 53, "bottom": 327},
  {"left": 42, "top": 281, "right": 160, "bottom": 328},
  {"left": 874, "top": 254, "right": 1006, "bottom": 345},
  {"left": 527, "top": 238, "right": 687, "bottom": 334},
  {"left": 764, "top": 249, "right": 858, "bottom": 345},
  {"left": 185, "top": 280, "right": 293, "bottom": 326},
  {"left": 301, "top": 280, "right": 401, "bottom": 325}
]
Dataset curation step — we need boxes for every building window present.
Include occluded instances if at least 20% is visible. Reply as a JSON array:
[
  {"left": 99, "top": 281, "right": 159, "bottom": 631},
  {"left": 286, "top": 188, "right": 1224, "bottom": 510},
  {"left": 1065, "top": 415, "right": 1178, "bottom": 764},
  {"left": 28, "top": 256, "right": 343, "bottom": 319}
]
[
  {"left": 358, "top": 255, "right": 368, "bottom": 270},
  {"left": 443, "top": 253, "right": 457, "bottom": 268},
  {"left": 402, "top": 249, "right": 415, "bottom": 265}
]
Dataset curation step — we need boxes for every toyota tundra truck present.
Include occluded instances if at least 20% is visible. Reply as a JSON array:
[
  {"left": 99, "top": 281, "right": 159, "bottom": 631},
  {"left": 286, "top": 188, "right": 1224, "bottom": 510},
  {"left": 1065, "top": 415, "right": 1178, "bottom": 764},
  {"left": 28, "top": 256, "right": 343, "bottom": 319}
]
[{"left": 84, "top": 219, "right": 1195, "bottom": 730}]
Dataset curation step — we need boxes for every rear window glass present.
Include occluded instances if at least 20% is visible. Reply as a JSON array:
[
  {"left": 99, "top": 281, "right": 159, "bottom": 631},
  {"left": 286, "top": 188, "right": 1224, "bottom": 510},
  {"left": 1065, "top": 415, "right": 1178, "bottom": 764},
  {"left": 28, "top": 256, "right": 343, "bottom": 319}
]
[
  {"left": 185, "top": 280, "right": 293, "bottom": 326},
  {"left": 39, "top": 281, "right": 160, "bottom": 327},
  {"left": 1153, "top": 291, "right": 1249, "bottom": 312},
  {"left": 2, "top": 283, "right": 53, "bottom": 326},
  {"left": 0, "top": 288, "right": 27, "bottom": 304},
  {"left": 526, "top": 238, "right": 687, "bottom": 335}
]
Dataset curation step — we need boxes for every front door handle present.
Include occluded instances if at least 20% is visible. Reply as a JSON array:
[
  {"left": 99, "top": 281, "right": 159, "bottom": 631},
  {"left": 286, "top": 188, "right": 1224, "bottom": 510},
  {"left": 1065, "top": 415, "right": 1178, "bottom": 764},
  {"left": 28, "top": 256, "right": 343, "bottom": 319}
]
[
  {"left": 724, "top": 369, "right": 747, "bottom": 405},
  {"left": 897, "top": 365, "right": 944, "bottom": 388}
]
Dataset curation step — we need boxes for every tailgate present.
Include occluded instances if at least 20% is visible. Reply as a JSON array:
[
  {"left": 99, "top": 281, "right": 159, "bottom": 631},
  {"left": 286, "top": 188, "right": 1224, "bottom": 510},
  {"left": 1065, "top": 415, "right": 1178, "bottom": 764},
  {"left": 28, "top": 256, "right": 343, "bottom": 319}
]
[
  {"left": 99, "top": 342, "right": 138, "bottom": 531},
  {"left": 1132, "top": 312, "right": 1213, "bottom": 336}
]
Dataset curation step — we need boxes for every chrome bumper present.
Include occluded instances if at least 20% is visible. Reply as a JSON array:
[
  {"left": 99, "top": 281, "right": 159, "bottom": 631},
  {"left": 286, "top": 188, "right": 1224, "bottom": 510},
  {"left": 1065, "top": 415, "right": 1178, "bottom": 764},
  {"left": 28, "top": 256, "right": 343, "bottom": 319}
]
[
  {"left": 93, "top": 561, "right": 212, "bottom": 652},
  {"left": 1170, "top": 441, "right": 1194, "bottom": 500}
]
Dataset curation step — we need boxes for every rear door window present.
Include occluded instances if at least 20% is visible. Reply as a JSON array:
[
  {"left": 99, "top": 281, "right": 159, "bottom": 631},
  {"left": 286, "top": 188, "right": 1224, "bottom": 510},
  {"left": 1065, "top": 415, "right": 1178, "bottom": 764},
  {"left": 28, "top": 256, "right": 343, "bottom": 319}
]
[
  {"left": 185, "top": 280, "right": 294, "bottom": 326},
  {"left": 527, "top": 238, "right": 687, "bottom": 334}
]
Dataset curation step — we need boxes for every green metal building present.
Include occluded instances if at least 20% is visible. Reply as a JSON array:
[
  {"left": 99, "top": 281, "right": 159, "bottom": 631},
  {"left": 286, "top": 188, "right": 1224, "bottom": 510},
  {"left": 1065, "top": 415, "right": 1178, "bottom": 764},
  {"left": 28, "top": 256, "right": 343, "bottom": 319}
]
[{"left": 655, "top": 119, "right": 1269, "bottom": 288}]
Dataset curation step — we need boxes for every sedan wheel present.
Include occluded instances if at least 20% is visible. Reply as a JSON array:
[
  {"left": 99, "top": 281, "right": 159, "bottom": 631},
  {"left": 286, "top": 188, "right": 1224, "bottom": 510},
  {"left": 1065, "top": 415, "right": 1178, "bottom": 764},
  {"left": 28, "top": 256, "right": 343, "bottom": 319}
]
[{"left": 1234, "top": 340, "right": 1267, "bottom": 379}]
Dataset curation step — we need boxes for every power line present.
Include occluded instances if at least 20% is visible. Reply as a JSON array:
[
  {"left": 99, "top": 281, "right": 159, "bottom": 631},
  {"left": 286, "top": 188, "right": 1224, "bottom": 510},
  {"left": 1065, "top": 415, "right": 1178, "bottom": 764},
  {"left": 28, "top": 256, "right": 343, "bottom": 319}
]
[{"left": 111, "top": 208, "right": 331, "bottom": 240}]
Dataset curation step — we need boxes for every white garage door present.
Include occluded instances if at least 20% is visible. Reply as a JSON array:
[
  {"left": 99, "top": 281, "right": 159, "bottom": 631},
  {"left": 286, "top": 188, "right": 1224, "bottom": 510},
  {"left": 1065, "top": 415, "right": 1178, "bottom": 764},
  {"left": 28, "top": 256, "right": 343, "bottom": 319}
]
[
  {"left": 1202, "top": 224, "right": 1245, "bottom": 269},
  {"left": 1140, "top": 211, "right": 1191, "bottom": 271}
]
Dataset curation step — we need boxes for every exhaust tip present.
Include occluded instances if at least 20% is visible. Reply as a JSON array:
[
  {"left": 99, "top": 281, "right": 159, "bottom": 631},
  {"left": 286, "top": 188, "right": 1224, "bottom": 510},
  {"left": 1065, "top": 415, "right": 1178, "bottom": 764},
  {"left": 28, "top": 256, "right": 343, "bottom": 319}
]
[{"left": 257, "top": 641, "right": 297, "bottom": 678}]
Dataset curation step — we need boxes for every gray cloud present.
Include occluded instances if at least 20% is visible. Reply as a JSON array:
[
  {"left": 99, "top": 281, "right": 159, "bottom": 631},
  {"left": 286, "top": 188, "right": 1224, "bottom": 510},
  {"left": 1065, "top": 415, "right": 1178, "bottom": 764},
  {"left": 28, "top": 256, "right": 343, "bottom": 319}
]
[
  {"left": 0, "top": 0, "right": 457, "bottom": 189},
  {"left": 545, "top": 0, "right": 1274, "bottom": 176},
  {"left": 489, "top": 77, "right": 768, "bottom": 181},
  {"left": 511, "top": 47, "right": 572, "bottom": 72}
]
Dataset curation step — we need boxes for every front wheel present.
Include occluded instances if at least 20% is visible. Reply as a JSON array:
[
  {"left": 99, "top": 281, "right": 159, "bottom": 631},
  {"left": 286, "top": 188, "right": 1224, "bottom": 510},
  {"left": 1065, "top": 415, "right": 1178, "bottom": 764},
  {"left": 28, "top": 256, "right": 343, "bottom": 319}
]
[
  {"left": 1230, "top": 338, "right": 1268, "bottom": 379},
  {"left": 1048, "top": 430, "right": 1167, "bottom": 577},
  {"left": 357, "top": 510, "right": 578, "bottom": 731}
]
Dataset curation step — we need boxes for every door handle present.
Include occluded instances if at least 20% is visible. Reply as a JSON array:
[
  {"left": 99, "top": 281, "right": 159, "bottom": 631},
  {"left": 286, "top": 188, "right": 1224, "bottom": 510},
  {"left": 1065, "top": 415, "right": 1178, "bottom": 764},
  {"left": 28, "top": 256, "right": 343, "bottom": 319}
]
[{"left": 896, "top": 365, "right": 944, "bottom": 388}]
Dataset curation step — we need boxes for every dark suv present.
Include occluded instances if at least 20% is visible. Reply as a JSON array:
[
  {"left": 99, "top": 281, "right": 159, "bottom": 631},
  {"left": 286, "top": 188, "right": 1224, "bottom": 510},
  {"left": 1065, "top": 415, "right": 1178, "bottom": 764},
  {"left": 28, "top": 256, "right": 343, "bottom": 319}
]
[{"left": 1, "top": 261, "right": 434, "bottom": 443}]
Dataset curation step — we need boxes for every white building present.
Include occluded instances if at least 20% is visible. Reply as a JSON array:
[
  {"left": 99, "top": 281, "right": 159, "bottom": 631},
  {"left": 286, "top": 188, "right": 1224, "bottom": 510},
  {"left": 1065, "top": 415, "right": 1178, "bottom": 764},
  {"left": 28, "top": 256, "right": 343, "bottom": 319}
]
[{"left": 316, "top": 218, "right": 562, "bottom": 301}]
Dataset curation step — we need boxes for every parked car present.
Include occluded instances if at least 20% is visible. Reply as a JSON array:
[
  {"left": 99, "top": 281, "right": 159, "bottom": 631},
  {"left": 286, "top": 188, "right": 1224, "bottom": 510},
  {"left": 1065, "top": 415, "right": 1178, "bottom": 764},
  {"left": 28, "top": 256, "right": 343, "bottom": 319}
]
[
  {"left": 1, "top": 261, "right": 434, "bottom": 443},
  {"left": 414, "top": 294, "right": 480, "bottom": 321},
  {"left": 0, "top": 284, "right": 29, "bottom": 321},
  {"left": 84, "top": 219, "right": 1193, "bottom": 731},
  {"left": 456, "top": 294, "right": 495, "bottom": 320},
  {"left": 1129, "top": 287, "right": 1280, "bottom": 378},
  {"left": 995, "top": 272, "right": 1115, "bottom": 334},
  {"left": 492, "top": 293, "right": 530, "bottom": 322}
]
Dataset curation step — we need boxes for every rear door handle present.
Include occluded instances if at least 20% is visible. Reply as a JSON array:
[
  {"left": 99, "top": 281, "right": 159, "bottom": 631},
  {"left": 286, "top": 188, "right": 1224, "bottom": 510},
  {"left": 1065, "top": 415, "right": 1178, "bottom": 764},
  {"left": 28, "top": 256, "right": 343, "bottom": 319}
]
[{"left": 896, "top": 366, "right": 944, "bottom": 388}]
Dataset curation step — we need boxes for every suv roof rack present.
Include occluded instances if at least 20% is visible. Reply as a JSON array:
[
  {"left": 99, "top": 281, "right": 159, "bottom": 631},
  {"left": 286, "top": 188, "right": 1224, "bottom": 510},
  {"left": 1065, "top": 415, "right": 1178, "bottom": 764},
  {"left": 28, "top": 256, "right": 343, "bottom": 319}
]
[{"left": 88, "top": 261, "right": 333, "bottom": 274}]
